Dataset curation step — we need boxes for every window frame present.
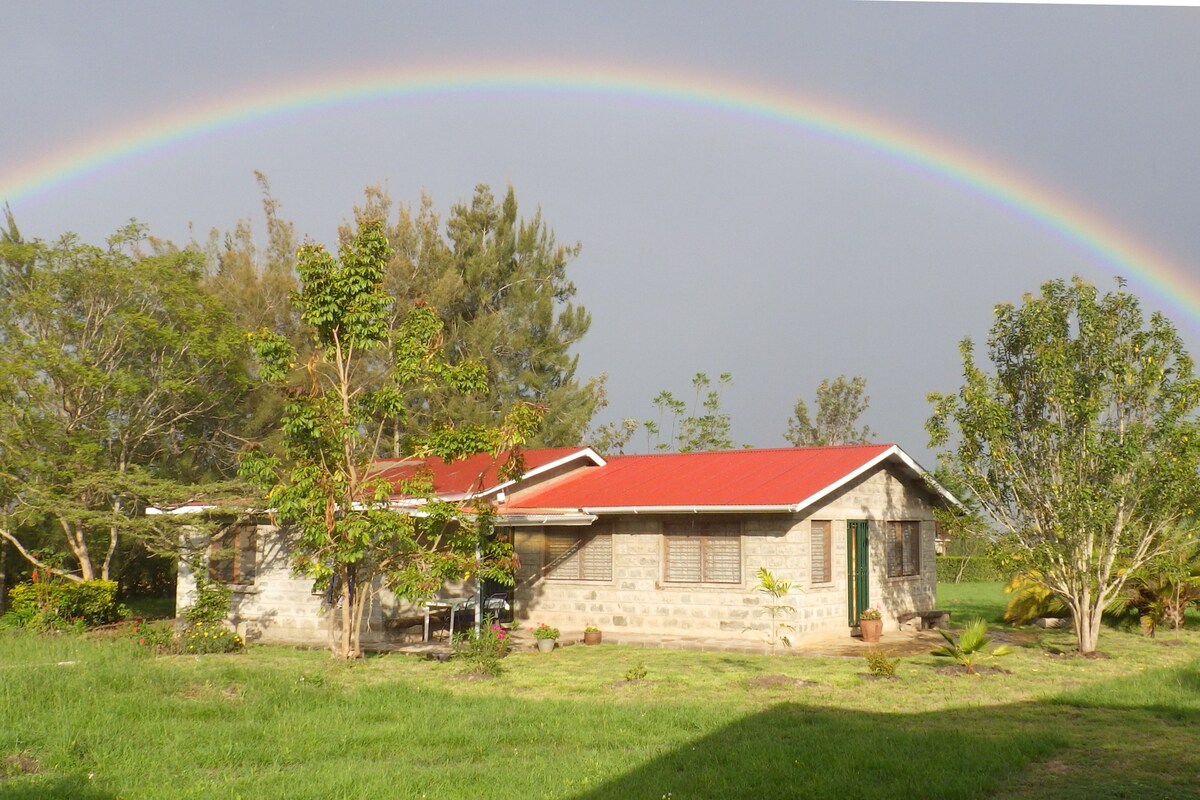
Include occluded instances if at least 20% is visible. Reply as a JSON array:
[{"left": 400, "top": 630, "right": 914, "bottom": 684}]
[
  {"left": 809, "top": 519, "right": 832, "bottom": 585},
  {"left": 661, "top": 521, "right": 743, "bottom": 585},
  {"left": 886, "top": 520, "right": 921, "bottom": 578}
]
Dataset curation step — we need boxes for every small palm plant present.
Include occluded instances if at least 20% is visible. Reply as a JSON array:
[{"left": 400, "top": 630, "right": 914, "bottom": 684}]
[
  {"left": 931, "top": 617, "right": 1013, "bottom": 675},
  {"left": 754, "top": 567, "right": 795, "bottom": 654}
]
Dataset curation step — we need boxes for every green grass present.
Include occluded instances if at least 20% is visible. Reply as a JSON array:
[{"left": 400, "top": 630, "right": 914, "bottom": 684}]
[
  {"left": 939, "top": 579, "right": 1008, "bottom": 624},
  {"left": 1, "top": 592, "right": 1198, "bottom": 799}
]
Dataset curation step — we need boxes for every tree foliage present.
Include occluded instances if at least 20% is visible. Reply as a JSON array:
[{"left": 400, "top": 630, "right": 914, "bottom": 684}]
[
  {"left": 346, "top": 184, "right": 599, "bottom": 451},
  {"left": 0, "top": 224, "right": 248, "bottom": 582},
  {"left": 644, "top": 372, "right": 736, "bottom": 452},
  {"left": 240, "top": 219, "right": 540, "bottom": 659},
  {"left": 928, "top": 277, "right": 1200, "bottom": 654},
  {"left": 785, "top": 375, "right": 874, "bottom": 447}
]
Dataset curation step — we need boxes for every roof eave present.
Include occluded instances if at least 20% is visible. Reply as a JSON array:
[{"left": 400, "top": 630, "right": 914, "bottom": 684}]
[{"left": 580, "top": 504, "right": 799, "bottom": 515}]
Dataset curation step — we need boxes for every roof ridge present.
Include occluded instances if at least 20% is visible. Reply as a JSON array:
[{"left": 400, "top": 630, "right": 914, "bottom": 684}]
[{"left": 603, "top": 443, "right": 894, "bottom": 458}]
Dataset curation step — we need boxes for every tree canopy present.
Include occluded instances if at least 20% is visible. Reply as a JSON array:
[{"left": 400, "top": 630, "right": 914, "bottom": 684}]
[
  {"left": 241, "top": 219, "right": 540, "bottom": 659},
  {"left": 347, "top": 184, "right": 600, "bottom": 451},
  {"left": 928, "top": 277, "right": 1200, "bottom": 654},
  {"left": 784, "top": 375, "right": 874, "bottom": 447},
  {"left": 0, "top": 224, "right": 248, "bottom": 581}
]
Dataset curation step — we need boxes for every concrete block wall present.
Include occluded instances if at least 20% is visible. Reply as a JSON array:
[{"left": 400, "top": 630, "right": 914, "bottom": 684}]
[
  {"left": 513, "top": 464, "right": 940, "bottom": 644},
  {"left": 177, "top": 524, "right": 424, "bottom": 647}
]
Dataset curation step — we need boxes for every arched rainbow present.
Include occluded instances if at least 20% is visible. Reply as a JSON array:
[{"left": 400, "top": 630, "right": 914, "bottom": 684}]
[{"left": 2, "top": 62, "right": 1194, "bottom": 321}]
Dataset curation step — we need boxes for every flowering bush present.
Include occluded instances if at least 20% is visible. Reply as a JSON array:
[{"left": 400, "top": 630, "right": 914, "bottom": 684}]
[
  {"left": 182, "top": 620, "right": 244, "bottom": 654},
  {"left": 532, "top": 623, "right": 560, "bottom": 640},
  {"left": 454, "top": 622, "right": 511, "bottom": 676},
  {"left": 124, "top": 619, "right": 177, "bottom": 653},
  {"left": 179, "top": 572, "right": 243, "bottom": 654},
  {"left": 859, "top": 608, "right": 882, "bottom": 621}
]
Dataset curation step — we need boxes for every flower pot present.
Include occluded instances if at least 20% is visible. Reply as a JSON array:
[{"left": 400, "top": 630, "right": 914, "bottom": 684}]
[
  {"left": 859, "top": 619, "right": 883, "bottom": 643},
  {"left": 583, "top": 630, "right": 602, "bottom": 646},
  {"left": 537, "top": 638, "right": 556, "bottom": 653}
]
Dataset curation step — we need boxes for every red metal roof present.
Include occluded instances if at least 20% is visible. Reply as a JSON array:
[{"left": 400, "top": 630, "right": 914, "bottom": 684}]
[
  {"left": 374, "top": 446, "right": 591, "bottom": 497},
  {"left": 505, "top": 445, "right": 898, "bottom": 510}
]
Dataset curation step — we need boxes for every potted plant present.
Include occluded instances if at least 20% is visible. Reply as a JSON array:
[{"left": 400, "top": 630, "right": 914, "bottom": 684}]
[
  {"left": 533, "top": 622, "right": 560, "bottom": 653},
  {"left": 583, "top": 624, "right": 602, "bottom": 645},
  {"left": 859, "top": 607, "right": 883, "bottom": 643}
]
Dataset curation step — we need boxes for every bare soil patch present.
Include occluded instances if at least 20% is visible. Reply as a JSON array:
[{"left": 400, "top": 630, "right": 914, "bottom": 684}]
[
  {"left": 1, "top": 751, "right": 41, "bottom": 780},
  {"left": 748, "top": 674, "right": 820, "bottom": 689}
]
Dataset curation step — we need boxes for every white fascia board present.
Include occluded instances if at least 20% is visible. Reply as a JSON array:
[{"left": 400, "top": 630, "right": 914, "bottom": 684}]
[
  {"left": 472, "top": 447, "right": 607, "bottom": 500},
  {"left": 146, "top": 504, "right": 218, "bottom": 516},
  {"left": 581, "top": 505, "right": 798, "bottom": 515}
]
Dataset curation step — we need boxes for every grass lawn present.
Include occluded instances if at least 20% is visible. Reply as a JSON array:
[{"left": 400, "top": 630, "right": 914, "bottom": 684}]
[
  {"left": 938, "top": 580, "right": 1008, "bottom": 624},
  {"left": 2, "top": 584, "right": 1198, "bottom": 799}
]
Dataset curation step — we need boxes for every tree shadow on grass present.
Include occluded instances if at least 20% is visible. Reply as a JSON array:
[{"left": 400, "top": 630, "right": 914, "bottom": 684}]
[
  {"left": 0, "top": 774, "right": 116, "bottom": 799},
  {"left": 571, "top": 662, "right": 1200, "bottom": 800}
]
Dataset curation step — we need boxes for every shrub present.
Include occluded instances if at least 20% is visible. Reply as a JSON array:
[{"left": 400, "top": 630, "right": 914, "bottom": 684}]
[
  {"left": 864, "top": 649, "right": 899, "bottom": 676},
  {"left": 454, "top": 623, "right": 511, "bottom": 676},
  {"left": 625, "top": 662, "right": 648, "bottom": 682},
  {"left": 124, "top": 619, "right": 177, "bottom": 653},
  {"left": 178, "top": 573, "right": 242, "bottom": 655},
  {"left": 181, "top": 620, "right": 243, "bottom": 654},
  {"left": 5, "top": 577, "right": 123, "bottom": 630},
  {"left": 180, "top": 574, "right": 232, "bottom": 626}
]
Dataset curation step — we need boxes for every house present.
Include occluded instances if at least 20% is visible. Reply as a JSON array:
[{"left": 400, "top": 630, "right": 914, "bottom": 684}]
[{"left": 176, "top": 444, "right": 958, "bottom": 649}]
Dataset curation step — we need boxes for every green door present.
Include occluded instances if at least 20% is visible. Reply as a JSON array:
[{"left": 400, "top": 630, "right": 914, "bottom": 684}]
[{"left": 846, "top": 520, "right": 870, "bottom": 626}]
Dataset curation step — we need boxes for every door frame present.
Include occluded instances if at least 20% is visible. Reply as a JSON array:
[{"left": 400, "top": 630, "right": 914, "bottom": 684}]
[{"left": 846, "top": 519, "right": 870, "bottom": 626}]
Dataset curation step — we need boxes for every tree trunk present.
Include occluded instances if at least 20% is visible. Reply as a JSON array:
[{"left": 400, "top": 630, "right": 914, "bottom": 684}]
[
  {"left": 60, "top": 517, "right": 96, "bottom": 581},
  {"left": 1073, "top": 602, "right": 1103, "bottom": 655},
  {"left": 338, "top": 571, "right": 354, "bottom": 659}
]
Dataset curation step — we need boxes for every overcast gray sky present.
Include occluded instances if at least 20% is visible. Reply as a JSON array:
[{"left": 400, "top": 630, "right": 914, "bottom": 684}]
[{"left": 4, "top": 1, "right": 1199, "bottom": 464}]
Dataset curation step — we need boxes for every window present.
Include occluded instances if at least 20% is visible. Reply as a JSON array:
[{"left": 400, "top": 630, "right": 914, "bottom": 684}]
[
  {"left": 208, "top": 524, "right": 257, "bottom": 585},
  {"left": 544, "top": 526, "right": 612, "bottom": 581},
  {"left": 887, "top": 521, "right": 921, "bottom": 578},
  {"left": 810, "top": 520, "right": 832, "bottom": 584},
  {"left": 662, "top": 522, "right": 741, "bottom": 584}
]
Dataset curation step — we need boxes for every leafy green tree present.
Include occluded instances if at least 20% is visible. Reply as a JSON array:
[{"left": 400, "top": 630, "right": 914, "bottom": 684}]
[
  {"left": 928, "top": 277, "right": 1200, "bottom": 654},
  {"left": 645, "top": 372, "right": 736, "bottom": 452},
  {"left": 785, "top": 375, "right": 874, "bottom": 446},
  {"left": 348, "top": 184, "right": 600, "bottom": 451},
  {"left": 191, "top": 173, "right": 304, "bottom": 451},
  {"left": 0, "top": 224, "right": 248, "bottom": 581},
  {"left": 241, "top": 220, "right": 540, "bottom": 659}
]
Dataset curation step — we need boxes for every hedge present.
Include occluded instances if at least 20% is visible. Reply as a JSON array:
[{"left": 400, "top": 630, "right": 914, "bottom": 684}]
[
  {"left": 7, "top": 579, "right": 123, "bottom": 627},
  {"left": 935, "top": 555, "right": 1002, "bottom": 583}
]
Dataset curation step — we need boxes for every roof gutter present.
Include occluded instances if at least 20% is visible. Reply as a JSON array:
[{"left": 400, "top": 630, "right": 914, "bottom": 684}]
[{"left": 495, "top": 513, "right": 598, "bottom": 527}]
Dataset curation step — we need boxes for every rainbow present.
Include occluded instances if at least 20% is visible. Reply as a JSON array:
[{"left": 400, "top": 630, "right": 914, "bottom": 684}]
[{"left": 2, "top": 61, "right": 1195, "bottom": 322}]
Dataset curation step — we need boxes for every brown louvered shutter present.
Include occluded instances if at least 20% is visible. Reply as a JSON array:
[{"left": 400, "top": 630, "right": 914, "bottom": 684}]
[
  {"left": 664, "top": 535, "right": 702, "bottom": 582},
  {"left": 903, "top": 521, "right": 921, "bottom": 576},
  {"left": 580, "top": 533, "right": 613, "bottom": 580},
  {"left": 703, "top": 536, "right": 741, "bottom": 583},
  {"left": 545, "top": 530, "right": 581, "bottom": 579},
  {"left": 810, "top": 520, "right": 831, "bottom": 584},
  {"left": 234, "top": 526, "right": 257, "bottom": 584}
]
